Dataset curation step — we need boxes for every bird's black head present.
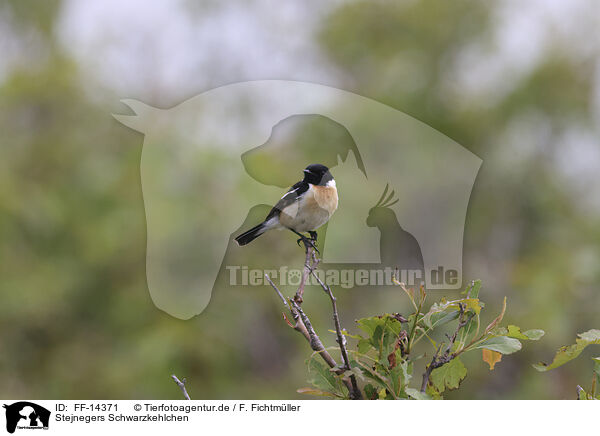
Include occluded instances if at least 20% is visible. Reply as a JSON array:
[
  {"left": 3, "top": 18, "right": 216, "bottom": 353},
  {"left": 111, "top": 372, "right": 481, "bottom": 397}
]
[{"left": 303, "top": 164, "right": 334, "bottom": 186}]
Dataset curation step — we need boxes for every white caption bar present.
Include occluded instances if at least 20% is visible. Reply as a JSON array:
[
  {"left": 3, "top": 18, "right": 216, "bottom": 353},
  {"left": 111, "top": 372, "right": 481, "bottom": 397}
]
[{"left": 0, "top": 400, "right": 592, "bottom": 435}]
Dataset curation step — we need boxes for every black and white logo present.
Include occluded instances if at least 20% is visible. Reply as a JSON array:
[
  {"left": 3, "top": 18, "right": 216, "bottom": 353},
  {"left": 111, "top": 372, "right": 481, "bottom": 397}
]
[{"left": 3, "top": 402, "right": 50, "bottom": 434}]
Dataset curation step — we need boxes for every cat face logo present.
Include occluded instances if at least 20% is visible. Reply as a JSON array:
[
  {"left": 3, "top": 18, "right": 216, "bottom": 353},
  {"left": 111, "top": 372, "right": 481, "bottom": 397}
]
[
  {"left": 114, "top": 80, "right": 481, "bottom": 319},
  {"left": 3, "top": 402, "right": 50, "bottom": 433}
]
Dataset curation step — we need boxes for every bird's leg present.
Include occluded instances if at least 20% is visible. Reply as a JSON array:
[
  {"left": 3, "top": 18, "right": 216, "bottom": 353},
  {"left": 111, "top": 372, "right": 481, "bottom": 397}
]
[
  {"left": 308, "top": 231, "right": 318, "bottom": 242},
  {"left": 304, "top": 237, "right": 320, "bottom": 255},
  {"left": 290, "top": 229, "right": 320, "bottom": 255},
  {"left": 290, "top": 228, "right": 307, "bottom": 246}
]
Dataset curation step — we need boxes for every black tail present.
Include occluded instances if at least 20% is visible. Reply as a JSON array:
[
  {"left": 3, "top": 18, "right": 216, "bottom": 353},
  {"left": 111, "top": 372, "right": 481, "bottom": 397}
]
[{"left": 234, "top": 223, "right": 266, "bottom": 246}]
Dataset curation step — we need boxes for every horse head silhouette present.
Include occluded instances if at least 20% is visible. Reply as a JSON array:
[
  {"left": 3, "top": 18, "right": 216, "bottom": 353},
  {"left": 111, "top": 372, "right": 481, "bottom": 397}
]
[{"left": 113, "top": 80, "right": 481, "bottom": 318}]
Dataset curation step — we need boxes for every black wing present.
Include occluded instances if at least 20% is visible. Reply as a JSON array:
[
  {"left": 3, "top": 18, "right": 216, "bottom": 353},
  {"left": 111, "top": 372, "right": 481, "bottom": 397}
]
[{"left": 265, "top": 180, "right": 309, "bottom": 221}]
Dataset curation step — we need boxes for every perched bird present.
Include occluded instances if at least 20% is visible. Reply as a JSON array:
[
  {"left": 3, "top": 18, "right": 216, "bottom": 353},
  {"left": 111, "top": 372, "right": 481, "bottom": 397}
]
[{"left": 235, "top": 164, "right": 338, "bottom": 249}]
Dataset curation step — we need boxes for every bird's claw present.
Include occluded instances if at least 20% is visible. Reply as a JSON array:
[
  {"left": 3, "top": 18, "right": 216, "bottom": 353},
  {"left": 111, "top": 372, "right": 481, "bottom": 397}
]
[{"left": 296, "top": 236, "right": 320, "bottom": 255}]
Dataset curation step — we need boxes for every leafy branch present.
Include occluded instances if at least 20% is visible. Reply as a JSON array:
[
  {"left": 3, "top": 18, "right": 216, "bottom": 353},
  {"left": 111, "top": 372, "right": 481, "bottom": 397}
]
[
  {"left": 294, "top": 277, "right": 543, "bottom": 399},
  {"left": 420, "top": 302, "right": 473, "bottom": 392},
  {"left": 534, "top": 329, "right": 600, "bottom": 399},
  {"left": 261, "top": 238, "right": 546, "bottom": 400}
]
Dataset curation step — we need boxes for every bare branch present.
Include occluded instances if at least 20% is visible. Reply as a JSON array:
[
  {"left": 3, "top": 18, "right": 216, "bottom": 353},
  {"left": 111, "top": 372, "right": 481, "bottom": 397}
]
[
  {"left": 309, "top": 260, "right": 362, "bottom": 399},
  {"left": 171, "top": 374, "right": 191, "bottom": 400},
  {"left": 266, "top": 272, "right": 311, "bottom": 342},
  {"left": 290, "top": 299, "right": 339, "bottom": 369},
  {"left": 265, "top": 274, "right": 288, "bottom": 307},
  {"left": 264, "top": 239, "right": 361, "bottom": 399},
  {"left": 293, "top": 242, "right": 314, "bottom": 303},
  {"left": 420, "top": 344, "right": 442, "bottom": 392},
  {"left": 266, "top": 270, "right": 337, "bottom": 368}
]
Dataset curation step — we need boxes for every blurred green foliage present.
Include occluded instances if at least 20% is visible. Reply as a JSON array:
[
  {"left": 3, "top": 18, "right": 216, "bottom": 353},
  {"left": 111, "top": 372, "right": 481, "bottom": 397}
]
[{"left": 1, "top": 0, "right": 599, "bottom": 399}]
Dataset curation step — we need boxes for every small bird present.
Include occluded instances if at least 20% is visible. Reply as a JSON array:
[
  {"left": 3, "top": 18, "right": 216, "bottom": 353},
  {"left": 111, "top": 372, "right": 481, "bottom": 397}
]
[{"left": 235, "top": 164, "right": 338, "bottom": 250}]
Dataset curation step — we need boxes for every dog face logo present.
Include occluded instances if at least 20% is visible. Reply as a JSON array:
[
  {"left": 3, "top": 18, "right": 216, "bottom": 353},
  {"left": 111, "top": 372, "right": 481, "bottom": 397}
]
[
  {"left": 114, "top": 80, "right": 481, "bottom": 319},
  {"left": 3, "top": 402, "right": 50, "bottom": 433}
]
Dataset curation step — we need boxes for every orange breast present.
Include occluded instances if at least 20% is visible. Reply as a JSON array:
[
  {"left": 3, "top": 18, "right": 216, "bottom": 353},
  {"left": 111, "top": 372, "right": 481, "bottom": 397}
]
[{"left": 312, "top": 185, "right": 338, "bottom": 216}]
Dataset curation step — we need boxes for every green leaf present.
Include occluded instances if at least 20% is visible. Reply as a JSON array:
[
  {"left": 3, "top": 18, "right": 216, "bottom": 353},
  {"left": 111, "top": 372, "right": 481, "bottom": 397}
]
[
  {"left": 387, "top": 317, "right": 405, "bottom": 336},
  {"left": 506, "top": 325, "right": 545, "bottom": 341},
  {"left": 357, "top": 338, "right": 372, "bottom": 354},
  {"left": 421, "top": 297, "right": 482, "bottom": 331},
  {"left": 353, "top": 361, "right": 393, "bottom": 395},
  {"left": 343, "top": 367, "right": 366, "bottom": 383},
  {"left": 406, "top": 388, "right": 431, "bottom": 400},
  {"left": 432, "top": 310, "right": 460, "bottom": 327},
  {"left": 426, "top": 384, "right": 443, "bottom": 399},
  {"left": 506, "top": 325, "right": 528, "bottom": 339},
  {"left": 488, "top": 326, "right": 508, "bottom": 336},
  {"left": 430, "top": 357, "right": 467, "bottom": 393},
  {"left": 356, "top": 315, "right": 405, "bottom": 364},
  {"left": 576, "top": 386, "right": 588, "bottom": 400},
  {"left": 356, "top": 317, "right": 384, "bottom": 337},
  {"left": 534, "top": 329, "right": 600, "bottom": 372},
  {"left": 388, "top": 360, "right": 410, "bottom": 397},
  {"left": 363, "top": 383, "right": 378, "bottom": 400},
  {"left": 307, "top": 358, "right": 345, "bottom": 396},
  {"left": 463, "top": 313, "right": 480, "bottom": 338},
  {"left": 592, "top": 357, "right": 600, "bottom": 398},
  {"left": 423, "top": 310, "right": 459, "bottom": 330},
  {"left": 470, "top": 280, "right": 482, "bottom": 299},
  {"left": 461, "top": 280, "right": 482, "bottom": 299},
  {"left": 522, "top": 329, "right": 545, "bottom": 340},
  {"left": 428, "top": 298, "right": 482, "bottom": 316},
  {"left": 592, "top": 357, "right": 600, "bottom": 377},
  {"left": 580, "top": 330, "right": 600, "bottom": 342},
  {"left": 476, "top": 336, "right": 522, "bottom": 354},
  {"left": 356, "top": 315, "right": 403, "bottom": 357}
]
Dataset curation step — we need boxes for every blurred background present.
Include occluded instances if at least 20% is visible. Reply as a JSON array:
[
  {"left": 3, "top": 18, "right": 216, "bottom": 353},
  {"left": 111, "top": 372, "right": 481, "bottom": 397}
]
[{"left": 1, "top": 0, "right": 600, "bottom": 399}]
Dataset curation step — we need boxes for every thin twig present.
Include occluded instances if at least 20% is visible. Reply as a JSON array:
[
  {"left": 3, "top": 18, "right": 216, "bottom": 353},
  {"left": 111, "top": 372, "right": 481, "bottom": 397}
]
[
  {"left": 266, "top": 271, "right": 338, "bottom": 369},
  {"left": 171, "top": 374, "right": 191, "bottom": 400},
  {"left": 266, "top": 272, "right": 310, "bottom": 341},
  {"left": 309, "top": 265, "right": 362, "bottom": 399},
  {"left": 420, "top": 344, "right": 442, "bottom": 392},
  {"left": 290, "top": 299, "right": 338, "bottom": 368},
  {"left": 265, "top": 274, "right": 288, "bottom": 306},
  {"left": 293, "top": 242, "right": 314, "bottom": 303}
]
